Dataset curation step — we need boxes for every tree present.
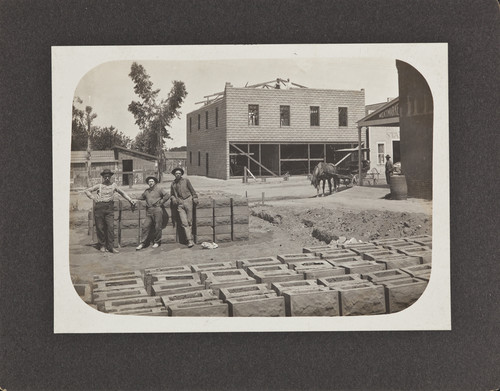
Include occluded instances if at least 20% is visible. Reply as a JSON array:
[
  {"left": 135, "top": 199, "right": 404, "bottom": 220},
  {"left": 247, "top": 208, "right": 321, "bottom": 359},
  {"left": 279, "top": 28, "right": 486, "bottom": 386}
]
[
  {"left": 71, "top": 97, "right": 87, "bottom": 150},
  {"left": 169, "top": 146, "right": 187, "bottom": 152},
  {"left": 92, "top": 126, "right": 132, "bottom": 150},
  {"left": 84, "top": 106, "right": 98, "bottom": 186},
  {"left": 128, "top": 62, "right": 187, "bottom": 181}
]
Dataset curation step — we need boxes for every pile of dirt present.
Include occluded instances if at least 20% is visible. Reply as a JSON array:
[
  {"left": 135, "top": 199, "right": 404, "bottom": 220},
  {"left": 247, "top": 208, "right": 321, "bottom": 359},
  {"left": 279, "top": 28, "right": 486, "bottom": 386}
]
[{"left": 251, "top": 205, "right": 431, "bottom": 244}]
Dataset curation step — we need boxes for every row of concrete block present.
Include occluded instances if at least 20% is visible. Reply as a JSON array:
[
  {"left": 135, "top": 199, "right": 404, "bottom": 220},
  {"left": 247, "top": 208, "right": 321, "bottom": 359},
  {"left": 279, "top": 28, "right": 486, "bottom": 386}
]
[{"left": 76, "top": 235, "right": 432, "bottom": 316}]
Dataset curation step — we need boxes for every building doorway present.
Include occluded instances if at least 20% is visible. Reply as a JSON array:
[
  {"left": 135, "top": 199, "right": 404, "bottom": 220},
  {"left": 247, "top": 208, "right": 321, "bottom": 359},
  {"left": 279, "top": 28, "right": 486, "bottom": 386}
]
[
  {"left": 122, "top": 159, "right": 133, "bottom": 185},
  {"left": 392, "top": 140, "right": 401, "bottom": 163}
]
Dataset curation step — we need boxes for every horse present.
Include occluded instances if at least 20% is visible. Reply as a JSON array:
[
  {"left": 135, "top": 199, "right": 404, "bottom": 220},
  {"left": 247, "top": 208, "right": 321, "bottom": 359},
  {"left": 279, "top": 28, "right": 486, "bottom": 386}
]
[{"left": 310, "top": 162, "right": 340, "bottom": 197}]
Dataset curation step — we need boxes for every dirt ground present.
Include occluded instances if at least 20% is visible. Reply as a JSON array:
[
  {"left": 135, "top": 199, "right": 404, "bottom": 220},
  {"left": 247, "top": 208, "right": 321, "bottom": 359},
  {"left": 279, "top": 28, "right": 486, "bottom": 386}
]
[{"left": 69, "top": 175, "right": 432, "bottom": 284}]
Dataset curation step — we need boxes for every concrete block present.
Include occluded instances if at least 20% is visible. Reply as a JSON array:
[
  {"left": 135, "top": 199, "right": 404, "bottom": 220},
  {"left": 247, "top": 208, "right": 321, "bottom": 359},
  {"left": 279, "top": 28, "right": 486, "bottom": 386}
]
[
  {"left": 196, "top": 226, "right": 214, "bottom": 235},
  {"left": 214, "top": 224, "right": 232, "bottom": 234},
  {"left": 336, "top": 284, "right": 386, "bottom": 316},
  {"left": 362, "top": 269, "right": 412, "bottom": 283},
  {"left": 317, "top": 274, "right": 363, "bottom": 286},
  {"left": 92, "top": 278, "right": 144, "bottom": 293},
  {"left": 317, "top": 249, "right": 357, "bottom": 259},
  {"left": 161, "top": 290, "right": 219, "bottom": 305},
  {"left": 227, "top": 294, "right": 285, "bottom": 317},
  {"left": 202, "top": 269, "right": 249, "bottom": 284},
  {"left": 114, "top": 307, "right": 168, "bottom": 316},
  {"left": 191, "top": 262, "right": 235, "bottom": 274},
  {"left": 414, "top": 239, "right": 432, "bottom": 248},
  {"left": 236, "top": 256, "right": 281, "bottom": 270},
  {"left": 73, "top": 284, "right": 92, "bottom": 304},
  {"left": 385, "top": 242, "right": 424, "bottom": 251},
  {"left": 323, "top": 256, "right": 363, "bottom": 264},
  {"left": 374, "top": 255, "right": 421, "bottom": 270},
  {"left": 398, "top": 247, "right": 432, "bottom": 264},
  {"left": 348, "top": 245, "right": 385, "bottom": 255},
  {"left": 300, "top": 266, "right": 345, "bottom": 279},
  {"left": 195, "top": 208, "right": 214, "bottom": 218},
  {"left": 151, "top": 281, "right": 204, "bottom": 296},
  {"left": 102, "top": 297, "right": 163, "bottom": 313},
  {"left": 215, "top": 234, "right": 232, "bottom": 242},
  {"left": 206, "top": 277, "right": 257, "bottom": 293},
  {"left": 144, "top": 265, "right": 192, "bottom": 276},
  {"left": 145, "top": 273, "right": 201, "bottom": 295},
  {"left": 342, "top": 242, "right": 379, "bottom": 249},
  {"left": 214, "top": 207, "right": 231, "bottom": 217},
  {"left": 415, "top": 275, "right": 431, "bottom": 282},
  {"left": 383, "top": 278, "right": 429, "bottom": 313},
  {"left": 195, "top": 216, "right": 214, "bottom": 227},
  {"left": 372, "top": 238, "right": 407, "bottom": 246},
  {"left": 335, "top": 260, "right": 385, "bottom": 274},
  {"left": 283, "top": 288, "right": 340, "bottom": 316},
  {"left": 167, "top": 301, "right": 229, "bottom": 316},
  {"left": 404, "top": 234, "right": 432, "bottom": 242},
  {"left": 121, "top": 210, "right": 140, "bottom": 220},
  {"left": 271, "top": 280, "right": 319, "bottom": 296},
  {"left": 93, "top": 287, "right": 148, "bottom": 305},
  {"left": 232, "top": 205, "right": 250, "bottom": 215},
  {"left": 218, "top": 285, "right": 273, "bottom": 301},
  {"left": 400, "top": 264, "right": 432, "bottom": 278},
  {"left": 302, "top": 245, "right": 336, "bottom": 254},
  {"left": 362, "top": 250, "right": 399, "bottom": 261},
  {"left": 233, "top": 231, "right": 250, "bottom": 241},
  {"left": 232, "top": 224, "right": 249, "bottom": 233},
  {"left": 277, "top": 253, "right": 319, "bottom": 264},
  {"left": 162, "top": 234, "right": 177, "bottom": 244},
  {"left": 252, "top": 271, "right": 304, "bottom": 288},
  {"left": 289, "top": 260, "right": 335, "bottom": 271},
  {"left": 232, "top": 215, "right": 250, "bottom": 224},
  {"left": 247, "top": 264, "right": 290, "bottom": 278}
]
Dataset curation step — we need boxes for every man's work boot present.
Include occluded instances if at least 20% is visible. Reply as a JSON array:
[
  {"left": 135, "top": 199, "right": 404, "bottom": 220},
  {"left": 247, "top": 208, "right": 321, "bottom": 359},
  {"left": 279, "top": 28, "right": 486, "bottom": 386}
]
[
  {"left": 108, "top": 248, "right": 120, "bottom": 254},
  {"left": 152, "top": 243, "right": 160, "bottom": 248},
  {"left": 100, "top": 246, "right": 106, "bottom": 253},
  {"left": 136, "top": 243, "right": 145, "bottom": 251},
  {"left": 187, "top": 240, "right": 195, "bottom": 248}
]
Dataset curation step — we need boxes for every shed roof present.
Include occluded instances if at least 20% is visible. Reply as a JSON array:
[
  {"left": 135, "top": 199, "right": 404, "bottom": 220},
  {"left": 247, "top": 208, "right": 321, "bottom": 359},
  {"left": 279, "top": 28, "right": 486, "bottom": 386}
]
[
  {"left": 165, "top": 151, "right": 187, "bottom": 159},
  {"left": 71, "top": 150, "right": 116, "bottom": 164}
]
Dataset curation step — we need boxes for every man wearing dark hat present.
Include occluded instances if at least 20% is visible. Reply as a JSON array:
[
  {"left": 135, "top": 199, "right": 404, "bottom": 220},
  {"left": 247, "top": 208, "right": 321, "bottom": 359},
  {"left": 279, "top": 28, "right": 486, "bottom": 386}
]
[
  {"left": 169, "top": 167, "right": 198, "bottom": 248},
  {"left": 385, "top": 154, "right": 394, "bottom": 186},
  {"left": 135, "top": 176, "right": 170, "bottom": 250},
  {"left": 84, "top": 169, "right": 136, "bottom": 253}
]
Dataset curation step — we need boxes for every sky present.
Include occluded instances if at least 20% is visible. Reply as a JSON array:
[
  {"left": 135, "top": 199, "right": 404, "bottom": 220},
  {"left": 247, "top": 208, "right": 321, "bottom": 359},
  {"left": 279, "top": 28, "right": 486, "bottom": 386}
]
[{"left": 74, "top": 57, "right": 399, "bottom": 148}]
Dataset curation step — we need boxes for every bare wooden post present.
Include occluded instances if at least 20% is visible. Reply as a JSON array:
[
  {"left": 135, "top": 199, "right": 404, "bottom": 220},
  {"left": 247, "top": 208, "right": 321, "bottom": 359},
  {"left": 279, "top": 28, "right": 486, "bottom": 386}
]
[
  {"left": 243, "top": 166, "right": 247, "bottom": 183},
  {"left": 358, "top": 126, "right": 363, "bottom": 186},
  {"left": 261, "top": 192, "right": 265, "bottom": 206}
]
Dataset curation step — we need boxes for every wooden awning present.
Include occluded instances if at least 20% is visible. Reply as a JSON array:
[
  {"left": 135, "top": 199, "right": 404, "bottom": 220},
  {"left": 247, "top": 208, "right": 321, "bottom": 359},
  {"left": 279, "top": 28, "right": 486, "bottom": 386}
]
[{"left": 357, "top": 97, "right": 400, "bottom": 127}]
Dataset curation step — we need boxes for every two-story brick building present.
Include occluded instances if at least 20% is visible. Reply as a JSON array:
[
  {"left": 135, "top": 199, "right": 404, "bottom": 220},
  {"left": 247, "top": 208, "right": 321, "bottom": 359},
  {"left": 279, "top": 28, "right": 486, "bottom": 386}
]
[{"left": 186, "top": 79, "right": 366, "bottom": 179}]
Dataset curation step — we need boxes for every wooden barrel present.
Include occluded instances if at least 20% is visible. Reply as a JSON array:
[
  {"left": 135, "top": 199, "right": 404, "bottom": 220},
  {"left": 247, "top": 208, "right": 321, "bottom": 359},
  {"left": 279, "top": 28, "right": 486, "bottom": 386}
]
[{"left": 390, "top": 175, "right": 408, "bottom": 200}]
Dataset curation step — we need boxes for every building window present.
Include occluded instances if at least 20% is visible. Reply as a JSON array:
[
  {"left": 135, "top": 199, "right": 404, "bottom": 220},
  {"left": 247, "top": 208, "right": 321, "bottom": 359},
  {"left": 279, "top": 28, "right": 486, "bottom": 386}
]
[
  {"left": 198, "top": 151, "right": 201, "bottom": 166},
  {"left": 280, "top": 105, "right": 290, "bottom": 126},
  {"left": 205, "top": 111, "right": 208, "bottom": 129},
  {"left": 189, "top": 151, "right": 192, "bottom": 165},
  {"left": 338, "top": 107, "right": 348, "bottom": 127},
  {"left": 197, "top": 114, "right": 200, "bottom": 130},
  {"left": 189, "top": 117, "right": 192, "bottom": 133},
  {"left": 310, "top": 106, "right": 319, "bottom": 126},
  {"left": 215, "top": 107, "right": 219, "bottom": 127},
  {"left": 248, "top": 104, "right": 259, "bottom": 126},
  {"left": 377, "top": 143, "right": 385, "bottom": 165}
]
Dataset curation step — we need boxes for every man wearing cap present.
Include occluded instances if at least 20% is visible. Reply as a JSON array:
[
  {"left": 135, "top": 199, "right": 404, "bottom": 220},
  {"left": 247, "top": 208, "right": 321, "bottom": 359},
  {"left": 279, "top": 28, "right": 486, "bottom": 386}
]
[
  {"left": 135, "top": 176, "right": 170, "bottom": 250},
  {"left": 84, "top": 169, "right": 136, "bottom": 254},
  {"left": 170, "top": 167, "right": 198, "bottom": 248},
  {"left": 385, "top": 154, "right": 394, "bottom": 186}
]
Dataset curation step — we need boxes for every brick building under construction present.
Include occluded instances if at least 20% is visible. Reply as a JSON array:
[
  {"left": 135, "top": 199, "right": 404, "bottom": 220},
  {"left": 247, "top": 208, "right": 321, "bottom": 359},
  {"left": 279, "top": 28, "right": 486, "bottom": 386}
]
[{"left": 186, "top": 79, "right": 367, "bottom": 179}]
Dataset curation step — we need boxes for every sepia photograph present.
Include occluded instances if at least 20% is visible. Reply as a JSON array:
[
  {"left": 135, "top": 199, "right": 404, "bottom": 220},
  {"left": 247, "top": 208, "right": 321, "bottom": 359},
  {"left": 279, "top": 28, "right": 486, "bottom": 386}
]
[{"left": 53, "top": 44, "right": 450, "bottom": 332}]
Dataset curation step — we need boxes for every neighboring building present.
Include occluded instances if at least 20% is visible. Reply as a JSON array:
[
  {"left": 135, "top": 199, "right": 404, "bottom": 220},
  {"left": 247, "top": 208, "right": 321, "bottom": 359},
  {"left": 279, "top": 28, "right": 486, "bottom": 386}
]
[
  {"left": 164, "top": 151, "right": 187, "bottom": 174},
  {"left": 186, "top": 79, "right": 366, "bottom": 179},
  {"left": 70, "top": 146, "right": 157, "bottom": 188},
  {"left": 365, "top": 98, "right": 401, "bottom": 183},
  {"left": 357, "top": 60, "right": 433, "bottom": 199}
]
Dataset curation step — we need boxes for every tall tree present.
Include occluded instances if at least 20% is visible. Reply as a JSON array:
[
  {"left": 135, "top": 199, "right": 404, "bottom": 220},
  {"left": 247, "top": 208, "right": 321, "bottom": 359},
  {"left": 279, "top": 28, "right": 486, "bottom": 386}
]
[
  {"left": 128, "top": 62, "right": 187, "bottom": 181},
  {"left": 71, "top": 97, "right": 87, "bottom": 150},
  {"left": 84, "top": 106, "right": 98, "bottom": 187}
]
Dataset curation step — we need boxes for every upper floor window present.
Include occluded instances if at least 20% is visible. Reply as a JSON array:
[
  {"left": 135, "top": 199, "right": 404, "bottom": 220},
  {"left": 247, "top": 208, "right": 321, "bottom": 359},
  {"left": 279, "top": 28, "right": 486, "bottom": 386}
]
[
  {"left": 197, "top": 114, "right": 201, "bottom": 130},
  {"left": 310, "top": 106, "right": 320, "bottom": 126},
  {"left": 189, "top": 117, "right": 192, "bottom": 133},
  {"left": 189, "top": 151, "right": 192, "bottom": 165},
  {"left": 205, "top": 111, "right": 208, "bottom": 129},
  {"left": 248, "top": 104, "right": 259, "bottom": 126},
  {"left": 198, "top": 151, "right": 201, "bottom": 166},
  {"left": 280, "top": 105, "right": 290, "bottom": 126},
  {"left": 215, "top": 107, "right": 219, "bottom": 127},
  {"left": 338, "top": 107, "right": 348, "bottom": 127}
]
